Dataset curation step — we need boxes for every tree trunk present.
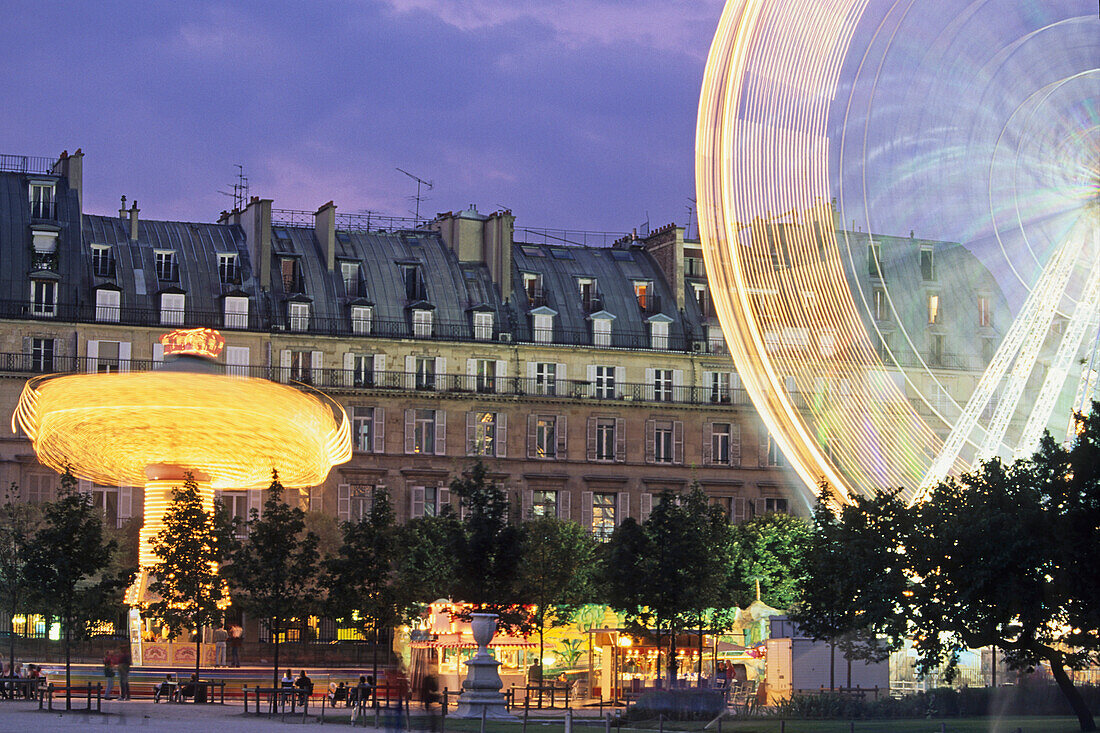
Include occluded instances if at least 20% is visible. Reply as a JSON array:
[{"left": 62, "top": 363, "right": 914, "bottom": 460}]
[
  {"left": 8, "top": 604, "right": 15, "bottom": 682},
  {"left": 538, "top": 621, "right": 545, "bottom": 686},
  {"left": 372, "top": 624, "right": 380, "bottom": 708},
  {"left": 668, "top": 626, "right": 678, "bottom": 686},
  {"left": 195, "top": 629, "right": 201, "bottom": 685},
  {"left": 64, "top": 613, "right": 72, "bottom": 710},
  {"left": 696, "top": 612, "right": 704, "bottom": 688},
  {"left": 1048, "top": 654, "right": 1097, "bottom": 731},
  {"left": 272, "top": 617, "right": 280, "bottom": 689}
]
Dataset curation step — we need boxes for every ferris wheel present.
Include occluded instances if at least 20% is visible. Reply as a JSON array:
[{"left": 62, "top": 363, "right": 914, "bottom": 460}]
[{"left": 696, "top": 0, "right": 1100, "bottom": 506}]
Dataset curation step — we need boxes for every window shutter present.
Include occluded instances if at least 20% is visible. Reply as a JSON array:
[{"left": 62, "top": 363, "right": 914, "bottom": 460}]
[
  {"left": 617, "top": 492, "right": 630, "bottom": 523},
  {"left": 556, "top": 363, "right": 567, "bottom": 394},
  {"left": 673, "top": 421, "right": 684, "bottom": 464},
  {"left": 702, "top": 423, "right": 713, "bottom": 464},
  {"left": 435, "top": 357, "right": 446, "bottom": 383},
  {"left": 434, "top": 409, "right": 446, "bottom": 455},
  {"left": 734, "top": 497, "right": 747, "bottom": 523},
  {"left": 759, "top": 428, "right": 768, "bottom": 467},
  {"left": 640, "top": 493, "right": 653, "bottom": 523},
  {"left": 311, "top": 351, "right": 323, "bottom": 384},
  {"left": 466, "top": 412, "right": 477, "bottom": 455},
  {"left": 731, "top": 424, "right": 742, "bottom": 466},
  {"left": 586, "top": 417, "right": 597, "bottom": 461},
  {"left": 644, "top": 419, "right": 656, "bottom": 464},
  {"left": 581, "top": 491, "right": 593, "bottom": 529},
  {"left": 703, "top": 371, "right": 715, "bottom": 401},
  {"left": 439, "top": 486, "right": 450, "bottom": 512},
  {"left": 410, "top": 486, "right": 425, "bottom": 519},
  {"left": 755, "top": 498, "right": 767, "bottom": 517},
  {"left": 373, "top": 353, "right": 386, "bottom": 375},
  {"left": 586, "top": 365, "right": 597, "bottom": 398},
  {"left": 373, "top": 407, "right": 385, "bottom": 454},
  {"left": 527, "top": 414, "right": 537, "bottom": 458},
  {"left": 672, "top": 370, "right": 683, "bottom": 400},
  {"left": 467, "top": 358, "right": 477, "bottom": 391},
  {"left": 404, "top": 409, "right": 415, "bottom": 454},
  {"left": 118, "top": 342, "right": 132, "bottom": 372},
  {"left": 280, "top": 349, "right": 291, "bottom": 382},
  {"left": 615, "top": 417, "right": 626, "bottom": 462},
  {"left": 495, "top": 360, "right": 507, "bottom": 392},
  {"left": 405, "top": 355, "right": 416, "bottom": 389},
  {"left": 118, "top": 486, "right": 132, "bottom": 525},
  {"left": 644, "top": 368, "right": 655, "bottom": 401},
  {"left": 614, "top": 366, "right": 625, "bottom": 397},
  {"left": 152, "top": 343, "right": 165, "bottom": 363},
  {"left": 558, "top": 491, "right": 570, "bottom": 520},
  {"left": 337, "top": 484, "right": 350, "bottom": 522},
  {"left": 526, "top": 361, "right": 536, "bottom": 386},
  {"left": 496, "top": 413, "right": 507, "bottom": 457},
  {"left": 86, "top": 340, "right": 99, "bottom": 372},
  {"left": 556, "top": 415, "right": 568, "bottom": 457},
  {"left": 22, "top": 337, "right": 30, "bottom": 360},
  {"left": 248, "top": 489, "right": 263, "bottom": 520},
  {"left": 343, "top": 352, "right": 355, "bottom": 387},
  {"left": 522, "top": 490, "right": 533, "bottom": 519}
]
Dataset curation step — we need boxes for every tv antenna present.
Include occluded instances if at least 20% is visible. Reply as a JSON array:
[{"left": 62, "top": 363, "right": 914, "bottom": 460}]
[
  {"left": 217, "top": 164, "right": 249, "bottom": 211},
  {"left": 396, "top": 167, "right": 433, "bottom": 222}
]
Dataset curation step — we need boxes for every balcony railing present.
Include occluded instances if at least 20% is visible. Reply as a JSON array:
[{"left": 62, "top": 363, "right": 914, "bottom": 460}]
[
  {"left": 0, "top": 299, "right": 725, "bottom": 354},
  {"left": 30, "top": 199, "right": 56, "bottom": 220},
  {"left": 0, "top": 154, "right": 55, "bottom": 175},
  {"left": 0, "top": 354, "right": 753, "bottom": 409}
]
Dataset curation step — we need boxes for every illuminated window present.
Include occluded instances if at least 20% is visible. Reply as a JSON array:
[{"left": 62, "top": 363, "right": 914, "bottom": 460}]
[
  {"left": 653, "top": 422, "right": 674, "bottom": 463},
  {"left": 470, "top": 412, "right": 497, "bottom": 456},
  {"left": 534, "top": 363, "right": 557, "bottom": 395},
  {"left": 928, "top": 294, "right": 940, "bottom": 325},
  {"left": 633, "top": 281, "right": 650, "bottom": 310},
  {"left": 413, "top": 409, "right": 436, "bottom": 454},
  {"left": 532, "top": 490, "right": 558, "bottom": 517},
  {"left": 30, "top": 280, "right": 56, "bottom": 317},
  {"left": 873, "top": 288, "right": 887, "bottom": 321},
  {"left": 591, "top": 492, "right": 616, "bottom": 541},
  {"left": 473, "top": 312, "right": 493, "bottom": 341},
  {"left": 92, "top": 245, "right": 113, "bottom": 277},
  {"left": 534, "top": 416, "right": 556, "bottom": 458},
  {"left": 95, "top": 288, "right": 120, "bottom": 323},
  {"left": 978, "top": 295, "right": 992, "bottom": 327},
  {"left": 475, "top": 359, "right": 497, "bottom": 393},
  {"left": 219, "top": 254, "right": 237, "bottom": 284},
  {"left": 160, "top": 292, "right": 185, "bottom": 326},
  {"left": 155, "top": 250, "right": 178, "bottom": 281},
  {"left": 522, "top": 272, "right": 542, "bottom": 303},
  {"left": 289, "top": 302, "right": 310, "bottom": 332}
]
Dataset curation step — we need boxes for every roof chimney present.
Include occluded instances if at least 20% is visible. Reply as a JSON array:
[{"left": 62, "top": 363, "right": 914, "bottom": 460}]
[
  {"left": 119, "top": 196, "right": 128, "bottom": 221},
  {"left": 314, "top": 201, "right": 337, "bottom": 272},
  {"left": 129, "top": 200, "right": 140, "bottom": 242}
]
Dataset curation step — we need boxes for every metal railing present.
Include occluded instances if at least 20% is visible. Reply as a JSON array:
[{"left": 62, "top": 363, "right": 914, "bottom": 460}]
[
  {"left": 516, "top": 227, "right": 629, "bottom": 248},
  {"left": 0, "top": 299, "right": 726, "bottom": 354},
  {"left": 271, "top": 208, "right": 424, "bottom": 232},
  {"left": 0, "top": 154, "right": 55, "bottom": 175},
  {"left": 0, "top": 354, "right": 753, "bottom": 408},
  {"left": 30, "top": 199, "right": 56, "bottom": 219}
]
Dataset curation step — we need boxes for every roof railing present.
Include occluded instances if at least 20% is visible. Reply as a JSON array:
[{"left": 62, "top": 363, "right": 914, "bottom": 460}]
[{"left": 0, "top": 154, "right": 56, "bottom": 176}]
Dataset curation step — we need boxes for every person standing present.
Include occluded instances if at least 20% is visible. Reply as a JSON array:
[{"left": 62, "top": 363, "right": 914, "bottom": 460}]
[
  {"left": 118, "top": 648, "right": 131, "bottom": 700},
  {"left": 102, "top": 651, "right": 117, "bottom": 699},
  {"left": 420, "top": 666, "right": 441, "bottom": 733},
  {"left": 213, "top": 624, "right": 228, "bottom": 667},
  {"left": 227, "top": 624, "right": 243, "bottom": 667}
]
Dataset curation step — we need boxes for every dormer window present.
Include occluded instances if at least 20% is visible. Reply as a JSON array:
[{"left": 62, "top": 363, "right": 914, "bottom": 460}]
[
  {"left": 351, "top": 305, "right": 373, "bottom": 335},
  {"left": 341, "top": 261, "right": 360, "bottom": 296},
  {"left": 30, "top": 279, "right": 56, "bottom": 318},
  {"left": 868, "top": 240, "right": 882, "bottom": 277},
  {"left": 530, "top": 306, "right": 557, "bottom": 344},
  {"left": 633, "top": 281, "right": 650, "bottom": 310},
  {"left": 402, "top": 264, "right": 426, "bottom": 301},
  {"left": 578, "top": 278, "right": 598, "bottom": 311},
  {"left": 589, "top": 311, "right": 615, "bottom": 348},
  {"left": 289, "top": 301, "right": 310, "bottom": 332},
  {"left": 29, "top": 183, "right": 55, "bottom": 219},
  {"left": 95, "top": 287, "right": 120, "bottom": 323},
  {"left": 647, "top": 313, "right": 673, "bottom": 350},
  {"left": 281, "top": 257, "right": 302, "bottom": 293},
  {"left": 920, "top": 246, "right": 935, "bottom": 281},
  {"left": 522, "top": 272, "right": 543, "bottom": 305},
  {"left": 92, "top": 245, "right": 113, "bottom": 277},
  {"left": 473, "top": 312, "right": 493, "bottom": 341},
  {"left": 155, "top": 250, "right": 178, "bottom": 281},
  {"left": 218, "top": 254, "right": 237, "bottom": 284},
  {"left": 160, "top": 292, "right": 185, "bottom": 326},
  {"left": 412, "top": 308, "right": 433, "bottom": 338},
  {"left": 692, "top": 283, "right": 711, "bottom": 316},
  {"left": 224, "top": 295, "right": 249, "bottom": 329}
]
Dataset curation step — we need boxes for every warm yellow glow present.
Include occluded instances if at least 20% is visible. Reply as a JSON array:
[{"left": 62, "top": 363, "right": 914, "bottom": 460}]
[
  {"left": 13, "top": 371, "right": 351, "bottom": 490},
  {"left": 695, "top": 0, "right": 941, "bottom": 506},
  {"left": 159, "top": 328, "right": 226, "bottom": 359},
  {"left": 618, "top": 636, "right": 632, "bottom": 648}
]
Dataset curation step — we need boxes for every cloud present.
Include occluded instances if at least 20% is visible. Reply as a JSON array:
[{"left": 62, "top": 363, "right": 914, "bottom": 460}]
[{"left": 381, "top": 0, "right": 724, "bottom": 56}]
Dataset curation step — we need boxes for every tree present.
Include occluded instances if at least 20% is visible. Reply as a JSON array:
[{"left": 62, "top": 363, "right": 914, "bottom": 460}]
[
  {"left": 734, "top": 509, "right": 812, "bottom": 610},
  {"left": 146, "top": 473, "right": 227, "bottom": 682},
  {"left": 0, "top": 482, "right": 38, "bottom": 676},
  {"left": 23, "top": 469, "right": 131, "bottom": 709},
  {"left": 398, "top": 511, "right": 461, "bottom": 605},
  {"left": 449, "top": 461, "right": 528, "bottom": 632},
  {"left": 515, "top": 514, "right": 597, "bottom": 681},
  {"left": 225, "top": 470, "right": 319, "bottom": 688},
  {"left": 325, "top": 489, "right": 418, "bottom": 691}
]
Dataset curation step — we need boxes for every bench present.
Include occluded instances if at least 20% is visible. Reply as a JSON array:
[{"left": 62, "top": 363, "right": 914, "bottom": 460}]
[
  {"left": 40, "top": 683, "right": 102, "bottom": 712},
  {"left": 0, "top": 678, "right": 46, "bottom": 700}
]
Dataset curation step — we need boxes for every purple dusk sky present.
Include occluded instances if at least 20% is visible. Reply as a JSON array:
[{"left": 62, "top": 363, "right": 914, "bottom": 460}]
[{"left": 1, "top": 1, "right": 724, "bottom": 233}]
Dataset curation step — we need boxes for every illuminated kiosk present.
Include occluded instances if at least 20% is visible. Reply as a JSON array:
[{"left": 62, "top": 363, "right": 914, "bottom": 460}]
[{"left": 12, "top": 328, "right": 352, "bottom": 666}]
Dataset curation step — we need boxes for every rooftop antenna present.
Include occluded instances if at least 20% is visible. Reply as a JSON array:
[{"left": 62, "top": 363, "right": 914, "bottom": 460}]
[
  {"left": 217, "top": 164, "right": 249, "bottom": 211},
  {"left": 686, "top": 197, "right": 697, "bottom": 239},
  {"left": 396, "top": 167, "right": 433, "bottom": 223}
]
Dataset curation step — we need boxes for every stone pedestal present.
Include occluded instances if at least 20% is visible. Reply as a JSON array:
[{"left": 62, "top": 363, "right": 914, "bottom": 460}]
[{"left": 451, "top": 613, "right": 517, "bottom": 720}]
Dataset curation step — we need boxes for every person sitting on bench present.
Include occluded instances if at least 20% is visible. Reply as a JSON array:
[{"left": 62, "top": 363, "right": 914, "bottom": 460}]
[
  {"left": 153, "top": 674, "right": 176, "bottom": 703},
  {"left": 178, "top": 673, "right": 199, "bottom": 702},
  {"left": 329, "top": 681, "right": 348, "bottom": 707}
]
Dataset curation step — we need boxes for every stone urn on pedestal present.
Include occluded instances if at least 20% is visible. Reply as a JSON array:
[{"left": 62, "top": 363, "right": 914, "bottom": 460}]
[{"left": 452, "top": 612, "right": 517, "bottom": 719}]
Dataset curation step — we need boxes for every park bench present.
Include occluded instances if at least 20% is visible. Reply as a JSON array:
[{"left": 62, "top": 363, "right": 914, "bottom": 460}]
[
  {"left": 39, "top": 683, "right": 102, "bottom": 712},
  {"left": 0, "top": 678, "right": 46, "bottom": 700}
]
